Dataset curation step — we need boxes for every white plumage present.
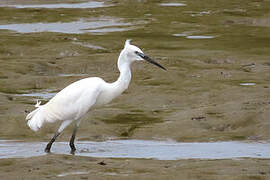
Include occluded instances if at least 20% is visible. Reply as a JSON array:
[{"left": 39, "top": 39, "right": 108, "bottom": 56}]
[
  {"left": 26, "top": 40, "right": 166, "bottom": 153},
  {"left": 27, "top": 77, "right": 103, "bottom": 131}
]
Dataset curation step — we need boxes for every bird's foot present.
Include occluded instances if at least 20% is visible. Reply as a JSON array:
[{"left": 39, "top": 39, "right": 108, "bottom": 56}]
[
  {"left": 70, "top": 143, "right": 76, "bottom": 155},
  {"left": 70, "top": 149, "right": 76, "bottom": 155},
  {"left": 45, "top": 148, "right": 51, "bottom": 153},
  {"left": 45, "top": 143, "right": 52, "bottom": 153},
  {"left": 70, "top": 147, "right": 76, "bottom": 155}
]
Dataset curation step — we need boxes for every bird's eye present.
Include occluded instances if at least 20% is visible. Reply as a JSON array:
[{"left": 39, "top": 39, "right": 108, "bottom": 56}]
[{"left": 135, "top": 51, "right": 139, "bottom": 55}]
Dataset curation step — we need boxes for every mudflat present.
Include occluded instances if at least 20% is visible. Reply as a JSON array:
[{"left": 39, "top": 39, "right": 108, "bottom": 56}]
[
  {"left": 0, "top": 0, "right": 270, "bottom": 179},
  {"left": 1, "top": 155, "right": 270, "bottom": 180}
]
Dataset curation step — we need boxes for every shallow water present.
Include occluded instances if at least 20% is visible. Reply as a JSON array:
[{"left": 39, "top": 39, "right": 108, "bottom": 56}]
[
  {"left": 0, "top": 140, "right": 269, "bottom": 160},
  {"left": 16, "top": 92, "right": 56, "bottom": 99},
  {"left": 0, "top": 1, "right": 110, "bottom": 9},
  {"left": 186, "top": 35, "right": 215, "bottom": 39},
  {"left": 159, "top": 3, "right": 186, "bottom": 7},
  {"left": 0, "top": 0, "right": 270, "bottom": 158},
  {"left": 0, "top": 18, "right": 133, "bottom": 34},
  {"left": 172, "top": 34, "right": 215, "bottom": 39},
  {"left": 240, "top": 83, "right": 256, "bottom": 86},
  {"left": 57, "top": 171, "right": 89, "bottom": 177}
]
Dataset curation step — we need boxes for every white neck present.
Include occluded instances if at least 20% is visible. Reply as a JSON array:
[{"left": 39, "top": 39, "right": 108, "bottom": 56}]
[
  {"left": 111, "top": 50, "right": 132, "bottom": 97},
  {"left": 94, "top": 48, "right": 133, "bottom": 107}
]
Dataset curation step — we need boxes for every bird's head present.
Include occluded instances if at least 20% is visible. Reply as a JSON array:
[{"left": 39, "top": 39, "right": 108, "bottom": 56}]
[{"left": 122, "top": 39, "right": 166, "bottom": 70}]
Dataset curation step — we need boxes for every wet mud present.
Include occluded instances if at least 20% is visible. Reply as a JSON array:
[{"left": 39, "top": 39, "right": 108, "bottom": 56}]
[{"left": 1, "top": 155, "right": 270, "bottom": 180}]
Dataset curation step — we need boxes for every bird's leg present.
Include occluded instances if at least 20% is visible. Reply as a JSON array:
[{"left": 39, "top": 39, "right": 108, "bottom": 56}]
[
  {"left": 45, "top": 120, "right": 73, "bottom": 153},
  {"left": 69, "top": 120, "right": 80, "bottom": 154},
  {"left": 69, "top": 126, "right": 78, "bottom": 154},
  {"left": 45, "top": 132, "right": 60, "bottom": 153}
]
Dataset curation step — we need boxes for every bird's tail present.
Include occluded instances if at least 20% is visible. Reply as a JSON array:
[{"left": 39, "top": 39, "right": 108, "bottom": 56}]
[{"left": 26, "top": 100, "right": 45, "bottom": 131}]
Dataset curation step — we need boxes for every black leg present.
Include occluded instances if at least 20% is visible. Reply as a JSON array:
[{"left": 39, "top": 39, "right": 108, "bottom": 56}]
[
  {"left": 69, "top": 125, "right": 78, "bottom": 154},
  {"left": 45, "top": 132, "right": 60, "bottom": 153}
]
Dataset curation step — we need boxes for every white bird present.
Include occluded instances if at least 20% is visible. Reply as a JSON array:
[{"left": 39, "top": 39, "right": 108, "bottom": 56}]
[{"left": 26, "top": 40, "right": 166, "bottom": 154}]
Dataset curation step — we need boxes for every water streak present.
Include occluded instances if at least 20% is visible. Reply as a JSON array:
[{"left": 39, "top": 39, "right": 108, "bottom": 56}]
[
  {"left": 186, "top": 35, "right": 215, "bottom": 39},
  {"left": 159, "top": 3, "right": 186, "bottom": 7},
  {"left": 0, "top": 1, "right": 111, "bottom": 9},
  {"left": 16, "top": 92, "right": 56, "bottom": 99},
  {"left": 240, "top": 83, "right": 256, "bottom": 86},
  {"left": 57, "top": 171, "right": 89, "bottom": 177}
]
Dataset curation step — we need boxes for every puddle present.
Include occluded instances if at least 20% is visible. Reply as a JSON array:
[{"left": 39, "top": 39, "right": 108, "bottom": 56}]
[
  {"left": 240, "top": 83, "right": 256, "bottom": 86},
  {"left": 159, "top": 3, "right": 186, "bottom": 7},
  {"left": 83, "top": 27, "right": 134, "bottom": 34},
  {"left": 0, "top": 140, "right": 270, "bottom": 160},
  {"left": 172, "top": 33, "right": 187, "bottom": 37},
  {"left": 16, "top": 92, "right": 56, "bottom": 99},
  {"left": 172, "top": 34, "right": 215, "bottom": 39},
  {"left": 0, "top": 1, "right": 111, "bottom": 9},
  {"left": 57, "top": 171, "right": 89, "bottom": 177},
  {"left": 184, "top": 10, "right": 211, "bottom": 17},
  {"left": 186, "top": 35, "right": 215, "bottom": 39},
  {"left": 0, "top": 18, "right": 133, "bottom": 34}
]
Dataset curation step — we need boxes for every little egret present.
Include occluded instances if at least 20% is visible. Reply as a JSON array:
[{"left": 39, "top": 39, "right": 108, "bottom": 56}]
[{"left": 26, "top": 40, "right": 166, "bottom": 153}]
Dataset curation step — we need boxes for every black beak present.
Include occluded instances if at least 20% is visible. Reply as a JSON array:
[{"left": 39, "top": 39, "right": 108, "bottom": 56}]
[{"left": 135, "top": 51, "right": 166, "bottom": 71}]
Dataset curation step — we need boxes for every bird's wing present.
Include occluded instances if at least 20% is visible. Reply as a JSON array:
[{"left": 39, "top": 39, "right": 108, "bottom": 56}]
[{"left": 43, "top": 77, "right": 104, "bottom": 122}]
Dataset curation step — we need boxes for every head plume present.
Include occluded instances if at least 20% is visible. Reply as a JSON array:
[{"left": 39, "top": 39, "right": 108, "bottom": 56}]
[{"left": 125, "top": 39, "right": 132, "bottom": 47}]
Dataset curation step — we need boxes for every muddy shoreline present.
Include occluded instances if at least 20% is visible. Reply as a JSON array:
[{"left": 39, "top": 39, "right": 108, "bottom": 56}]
[{"left": 1, "top": 155, "right": 270, "bottom": 180}]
